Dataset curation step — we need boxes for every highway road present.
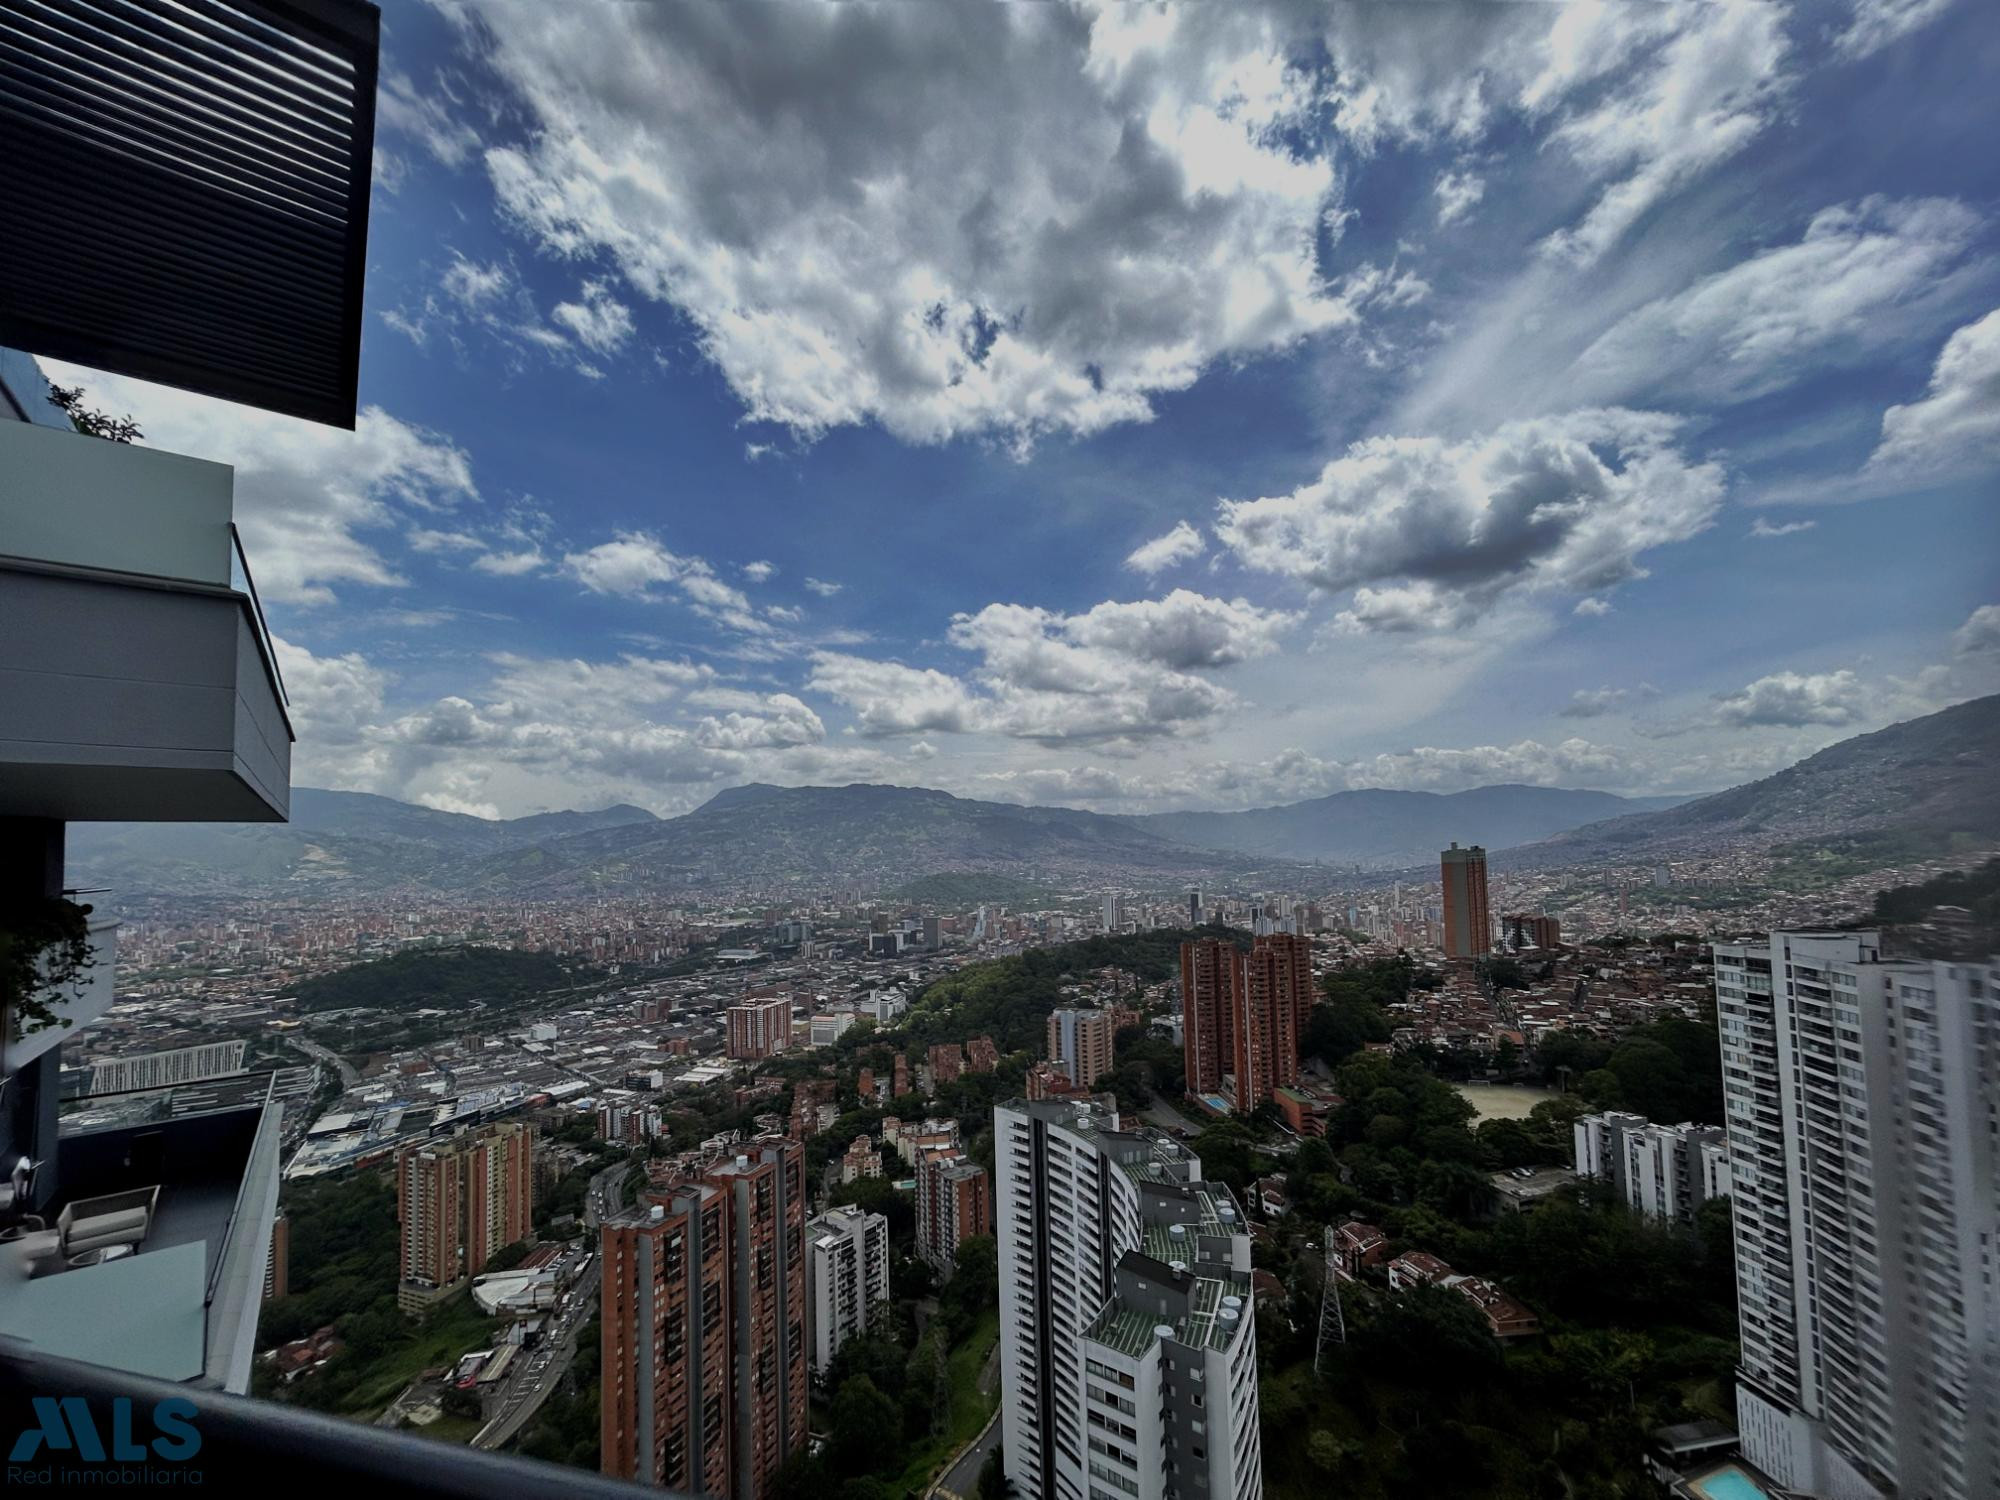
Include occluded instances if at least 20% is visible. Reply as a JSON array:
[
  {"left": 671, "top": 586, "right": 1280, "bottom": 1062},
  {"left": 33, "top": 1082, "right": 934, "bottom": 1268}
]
[
  {"left": 584, "top": 1160, "right": 629, "bottom": 1230},
  {"left": 473, "top": 1249, "right": 602, "bottom": 1450},
  {"left": 473, "top": 1164, "right": 624, "bottom": 1451},
  {"left": 288, "top": 1033, "right": 360, "bottom": 1089}
]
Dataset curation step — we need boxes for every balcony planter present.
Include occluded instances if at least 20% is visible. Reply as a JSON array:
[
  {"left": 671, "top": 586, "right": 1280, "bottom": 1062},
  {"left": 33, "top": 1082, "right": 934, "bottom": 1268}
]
[{"left": 1, "top": 902, "right": 118, "bottom": 1072}]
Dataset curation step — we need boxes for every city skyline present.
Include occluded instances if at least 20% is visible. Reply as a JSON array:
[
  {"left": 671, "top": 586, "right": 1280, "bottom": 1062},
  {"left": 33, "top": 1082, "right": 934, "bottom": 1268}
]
[
  {"left": 3, "top": 4, "right": 1993, "bottom": 1498},
  {"left": 32, "top": 0, "right": 2000, "bottom": 822}
]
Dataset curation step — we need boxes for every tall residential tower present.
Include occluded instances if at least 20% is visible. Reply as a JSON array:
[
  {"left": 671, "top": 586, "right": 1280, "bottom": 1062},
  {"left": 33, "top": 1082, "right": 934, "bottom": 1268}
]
[
  {"left": 1234, "top": 933, "right": 1312, "bottom": 1113},
  {"left": 996, "top": 1098, "right": 1263, "bottom": 1500},
  {"left": 1047, "top": 1007, "right": 1116, "bottom": 1095},
  {"left": 807, "top": 1203, "right": 889, "bottom": 1378},
  {"left": 396, "top": 1120, "right": 536, "bottom": 1313},
  {"left": 1440, "top": 842, "right": 1491, "bottom": 958},
  {"left": 1180, "top": 934, "right": 1313, "bottom": 1113},
  {"left": 1180, "top": 938, "right": 1240, "bottom": 1101},
  {"left": 1712, "top": 932, "right": 1998, "bottom": 1500},
  {"left": 601, "top": 1136, "right": 809, "bottom": 1500}
]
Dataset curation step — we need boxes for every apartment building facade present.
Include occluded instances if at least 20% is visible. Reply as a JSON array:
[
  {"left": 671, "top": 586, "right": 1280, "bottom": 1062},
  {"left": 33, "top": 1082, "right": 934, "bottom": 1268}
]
[
  {"left": 996, "top": 1098, "right": 1263, "bottom": 1500},
  {"left": 1179, "top": 938, "right": 1241, "bottom": 1099},
  {"left": 1180, "top": 935, "right": 1313, "bottom": 1113},
  {"left": 601, "top": 1178, "right": 735, "bottom": 1495},
  {"left": 915, "top": 1145, "right": 993, "bottom": 1279},
  {"left": 726, "top": 995, "right": 793, "bottom": 1060},
  {"left": 807, "top": 1203, "right": 889, "bottom": 1377},
  {"left": 1573, "top": 1112, "right": 1730, "bottom": 1229},
  {"left": 395, "top": 1120, "right": 537, "bottom": 1312},
  {"left": 603, "top": 1136, "right": 809, "bottom": 1499},
  {"left": 1047, "top": 1007, "right": 1116, "bottom": 1096},
  {"left": 1713, "top": 932, "right": 1998, "bottom": 1500},
  {"left": 1440, "top": 842, "right": 1491, "bottom": 958},
  {"left": 1234, "top": 934, "right": 1311, "bottom": 1113}
]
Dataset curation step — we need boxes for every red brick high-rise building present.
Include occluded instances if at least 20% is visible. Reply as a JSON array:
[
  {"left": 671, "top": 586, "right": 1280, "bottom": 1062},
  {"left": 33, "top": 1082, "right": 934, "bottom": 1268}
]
[
  {"left": 1045, "top": 1008, "right": 1115, "bottom": 1096},
  {"left": 914, "top": 1146, "right": 992, "bottom": 1279},
  {"left": 1441, "top": 842, "right": 1491, "bottom": 958},
  {"left": 396, "top": 1120, "right": 536, "bottom": 1313},
  {"left": 727, "top": 995, "right": 793, "bottom": 1060},
  {"left": 1502, "top": 912, "right": 1561, "bottom": 951},
  {"left": 892, "top": 1052, "right": 911, "bottom": 1096},
  {"left": 1181, "top": 935, "right": 1314, "bottom": 1112},
  {"left": 601, "top": 1178, "right": 733, "bottom": 1495},
  {"left": 601, "top": 1137, "right": 809, "bottom": 1500},
  {"left": 1235, "top": 934, "right": 1313, "bottom": 1112},
  {"left": 1180, "top": 937, "right": 1242, "bottom": 1099},
  {"left": 965, "top": 1036, "right": 999, "bottom": 1073}
]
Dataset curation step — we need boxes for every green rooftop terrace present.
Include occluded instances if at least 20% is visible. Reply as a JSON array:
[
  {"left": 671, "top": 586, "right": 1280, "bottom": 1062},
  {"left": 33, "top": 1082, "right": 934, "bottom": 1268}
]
[{"left": 1084, "top": 1272, "right": 1254, "bottom": 1357}]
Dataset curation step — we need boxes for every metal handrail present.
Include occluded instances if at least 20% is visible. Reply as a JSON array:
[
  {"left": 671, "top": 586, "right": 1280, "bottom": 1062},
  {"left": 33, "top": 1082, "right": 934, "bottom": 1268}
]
[
  {"left": 205, "top": 1073, "right": 280, "bottom": 1306},
  {"left": 228, "top": 521, "right": 289, "bottom": 707}
]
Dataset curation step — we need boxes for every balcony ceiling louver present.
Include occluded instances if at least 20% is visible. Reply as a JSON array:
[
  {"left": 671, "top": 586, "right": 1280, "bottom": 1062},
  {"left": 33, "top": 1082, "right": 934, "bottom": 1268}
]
[{"left": 0, "top": 0, "right": 379, "bottom": 428}]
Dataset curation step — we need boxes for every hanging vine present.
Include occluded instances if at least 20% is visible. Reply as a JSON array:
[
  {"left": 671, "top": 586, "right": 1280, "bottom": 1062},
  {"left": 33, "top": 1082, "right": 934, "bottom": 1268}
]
[{"left": 0, "top": 897, "right": 96, "bottom": 1038}]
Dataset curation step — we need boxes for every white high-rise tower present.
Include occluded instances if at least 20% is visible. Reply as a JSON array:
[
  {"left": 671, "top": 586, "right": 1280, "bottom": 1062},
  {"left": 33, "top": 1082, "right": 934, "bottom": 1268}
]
[
  {"left": 996, "top": 1098, "right": 1263, "bottom": 1500},
  {"left": 1712, "top": 931, "right": 1998, "bottom": 1500}
]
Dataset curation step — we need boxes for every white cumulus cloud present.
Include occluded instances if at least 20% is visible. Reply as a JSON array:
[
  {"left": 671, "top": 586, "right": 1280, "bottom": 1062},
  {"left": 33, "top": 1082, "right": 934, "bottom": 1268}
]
[
  {"left": 810, "top": 589, "right": 1294, "bottom": 745},
  {"left": 1832, "top": 0, "right": 1956, "bottom": 61},
  {"left": 1123, "top": 521, "right": 1207, "bottom": 576},
  {"left": 1864, "top": 306, "right": 2000, "bottom": 484},
  {"left": 1712, "top": 670, "right": 1869, "bottom": 727},
  {"left": 454, "top": 1, "right": 1358, "bottom": 448},
  {"left": 1433, "top": 168, "right": 1485, "bottom": 227},
  {"left": 1570, "top": 197, "right": 1981, "bottom": 405},
  {"left": 1216, "top": 408, "right": 1723, "bottom": 630},
  {"left": 1953, "top": 604, "right": 2000, "bottom": 656}
]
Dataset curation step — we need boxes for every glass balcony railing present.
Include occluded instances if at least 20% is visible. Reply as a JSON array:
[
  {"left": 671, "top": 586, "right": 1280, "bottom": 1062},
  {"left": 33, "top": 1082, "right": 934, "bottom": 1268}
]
[{"left": 229, "top": 521, "right": 289, "bottom": 709}]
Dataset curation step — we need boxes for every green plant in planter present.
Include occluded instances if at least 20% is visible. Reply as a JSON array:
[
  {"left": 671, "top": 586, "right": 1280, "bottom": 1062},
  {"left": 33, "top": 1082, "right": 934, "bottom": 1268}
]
[{"left": 1, "top": 897, "right": 96, "bottom": 1038}]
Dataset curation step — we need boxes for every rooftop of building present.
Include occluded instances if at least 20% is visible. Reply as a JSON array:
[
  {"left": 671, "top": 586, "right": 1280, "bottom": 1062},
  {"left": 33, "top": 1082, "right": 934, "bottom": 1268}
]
[
  {"left": 1136, "top": 1183, "right": 1241, "bottom": 1264},
  {"left": 1085, "top": 1270, "right": 1253, "bottom": 1357}
]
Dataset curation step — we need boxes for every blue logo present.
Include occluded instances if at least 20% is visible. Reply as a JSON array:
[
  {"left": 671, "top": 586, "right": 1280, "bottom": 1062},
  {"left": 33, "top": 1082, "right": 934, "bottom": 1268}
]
[{"left": 8, "top": 1395, "right": 201, "bottom": 1463}]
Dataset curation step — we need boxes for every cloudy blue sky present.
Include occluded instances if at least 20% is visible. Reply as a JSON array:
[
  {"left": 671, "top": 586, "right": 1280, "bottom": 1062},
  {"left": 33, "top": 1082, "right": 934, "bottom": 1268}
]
[{"left": 48, "top": 0, "right": 2000, "bottom": 818}]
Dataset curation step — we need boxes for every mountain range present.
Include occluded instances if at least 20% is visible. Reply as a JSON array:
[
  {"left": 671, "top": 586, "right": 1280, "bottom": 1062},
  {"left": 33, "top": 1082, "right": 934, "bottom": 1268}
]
[
  {"left": 1124, "top": 784, "right": 1688, "bottom": 866},
  {"left": 1510, "top": 691, "right": 2000, "bottom": 867},
  {"left": 62, "top": 695, "right": 1999, "bottom": 897}
]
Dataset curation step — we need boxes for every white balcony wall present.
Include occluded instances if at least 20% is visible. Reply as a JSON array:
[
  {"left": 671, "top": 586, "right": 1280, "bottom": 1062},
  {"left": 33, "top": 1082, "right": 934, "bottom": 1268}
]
[{"left": 0, "top": 419, "right": 235, "bottom": 584}]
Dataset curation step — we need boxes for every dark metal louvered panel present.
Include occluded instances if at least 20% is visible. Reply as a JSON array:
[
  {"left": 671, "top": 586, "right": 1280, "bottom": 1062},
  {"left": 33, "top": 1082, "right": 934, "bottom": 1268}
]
[{"left": 0, "top": 0, "right": 379, "bottom": 428}]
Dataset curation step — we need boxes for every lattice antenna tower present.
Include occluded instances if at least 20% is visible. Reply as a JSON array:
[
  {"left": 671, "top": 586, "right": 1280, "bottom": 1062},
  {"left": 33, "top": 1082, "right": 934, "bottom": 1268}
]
[{"left": 1315, "top": 1224, "right": 1346, "bottom": 1373}]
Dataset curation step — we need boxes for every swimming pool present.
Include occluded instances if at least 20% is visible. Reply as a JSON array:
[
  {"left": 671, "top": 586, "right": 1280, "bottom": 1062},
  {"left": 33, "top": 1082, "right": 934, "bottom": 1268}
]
[{"left": 1687, "top": 1463, "right": 1776, "bottom": 1500}]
